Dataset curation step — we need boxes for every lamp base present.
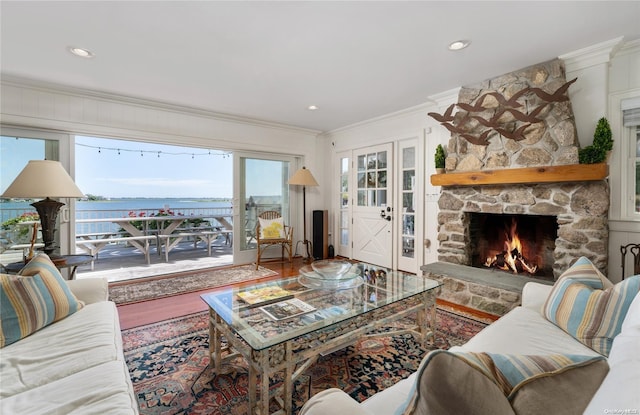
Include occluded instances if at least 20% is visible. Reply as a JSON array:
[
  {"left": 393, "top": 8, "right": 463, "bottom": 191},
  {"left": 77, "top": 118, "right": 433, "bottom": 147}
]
[{"left": 30, "top": 197, "right": 65, "bottom": 257}]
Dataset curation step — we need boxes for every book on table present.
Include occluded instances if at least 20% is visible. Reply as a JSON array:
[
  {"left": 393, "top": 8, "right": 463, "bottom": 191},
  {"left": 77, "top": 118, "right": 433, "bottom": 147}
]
[
  {"left": 260, "top": 298, "right": 316, "bottom": 321},
  {"left": 237, "top": 285, "right": 293, "bottom": 305}
]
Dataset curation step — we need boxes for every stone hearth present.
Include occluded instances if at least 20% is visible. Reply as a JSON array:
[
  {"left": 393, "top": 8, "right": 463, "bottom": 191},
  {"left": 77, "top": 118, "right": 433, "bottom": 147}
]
[{"left": 421, "top": 262, "right": 552, "bottom": 316}]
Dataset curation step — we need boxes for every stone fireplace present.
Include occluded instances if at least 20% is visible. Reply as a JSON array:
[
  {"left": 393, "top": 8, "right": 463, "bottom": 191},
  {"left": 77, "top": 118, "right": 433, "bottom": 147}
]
[
  {"left": 469, "top": 212, "right": 557, "bottom": 278},
  {"left": 437, "top": 180, "right": 609, "bottom": 279},
  {"left": 422, "top": 59, "right": 610, "bottom": 315}
]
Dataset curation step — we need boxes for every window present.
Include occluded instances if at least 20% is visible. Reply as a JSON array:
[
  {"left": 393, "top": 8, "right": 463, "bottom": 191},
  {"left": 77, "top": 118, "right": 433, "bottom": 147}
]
[{"left": 622, "top": 97, "right": 640, "bottom": 217}]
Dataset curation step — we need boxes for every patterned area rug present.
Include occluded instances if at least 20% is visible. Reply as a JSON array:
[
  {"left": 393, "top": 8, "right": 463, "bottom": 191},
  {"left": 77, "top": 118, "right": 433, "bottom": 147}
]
[
  {"left": 109, "top": 265, "right": 277, "bottom": 305},
  {"left": 123, "top": 308, "right": 489, "bottom": 414}
]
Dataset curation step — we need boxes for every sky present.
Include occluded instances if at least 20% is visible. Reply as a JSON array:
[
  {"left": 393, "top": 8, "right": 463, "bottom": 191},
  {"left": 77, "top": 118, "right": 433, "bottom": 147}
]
[
  {"left": 1, "top": 136, "right": 286, "bottom": 199},
  {"left": 75, "top": 136, "right": 233, "bottom": 198}
]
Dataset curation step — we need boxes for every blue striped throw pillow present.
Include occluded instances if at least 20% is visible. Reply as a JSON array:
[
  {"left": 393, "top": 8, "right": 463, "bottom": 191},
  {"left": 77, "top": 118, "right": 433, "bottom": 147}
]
[
  {"left": 1, "top": 254, "right": 83, "bottom": 347},
  {"left": 543, "top": 275, "right": 640, "bottom": 356}
]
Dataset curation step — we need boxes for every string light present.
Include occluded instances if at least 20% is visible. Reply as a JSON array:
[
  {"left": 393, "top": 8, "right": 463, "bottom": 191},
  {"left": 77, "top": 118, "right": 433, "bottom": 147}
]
[{"left": 76, "top": 143, "right": 230, "bottom": 158}]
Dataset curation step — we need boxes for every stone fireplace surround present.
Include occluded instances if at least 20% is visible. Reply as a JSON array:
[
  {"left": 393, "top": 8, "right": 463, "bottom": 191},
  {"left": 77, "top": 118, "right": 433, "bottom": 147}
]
[{"left": 422, "top": 59, "right": 611, "bottom": 316}]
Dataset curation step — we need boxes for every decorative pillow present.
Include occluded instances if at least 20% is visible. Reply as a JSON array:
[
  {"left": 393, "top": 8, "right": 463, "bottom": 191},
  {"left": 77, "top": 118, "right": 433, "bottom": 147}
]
[
  {"left": 1, "top": 254, "right": 84, "bottom": 347},
  {"left": 259, "top": 217, "right": 285, "bottom": 239},
  {"left": 543, "top": 275, "right": 640, "bottom": 356},
  {"left": 399, "top": 350, "right": 608, "bottom": 415},
  {"left": 554, "top": 256, "right": 613, "bottom": 290}
]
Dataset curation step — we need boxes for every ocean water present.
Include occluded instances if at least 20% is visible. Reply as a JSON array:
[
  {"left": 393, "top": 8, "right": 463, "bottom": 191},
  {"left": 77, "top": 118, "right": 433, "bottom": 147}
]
[{"left": 1, "top": 198, "right": 233, "bottom": 234}]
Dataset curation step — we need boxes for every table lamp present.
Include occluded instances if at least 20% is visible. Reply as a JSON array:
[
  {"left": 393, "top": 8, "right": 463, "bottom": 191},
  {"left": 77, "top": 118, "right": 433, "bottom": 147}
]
[
  {"left": 288, "top": 166, "right": 319, "bottom": 260},
  {"left": 1, "top": 160, "right": 85, "bottom": 257}
]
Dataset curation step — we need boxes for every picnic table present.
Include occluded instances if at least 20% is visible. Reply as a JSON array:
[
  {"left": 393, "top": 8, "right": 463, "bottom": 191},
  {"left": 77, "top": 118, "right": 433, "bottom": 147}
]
[{"left": 75, "top": 215, "right": 233, "bottom": 266}]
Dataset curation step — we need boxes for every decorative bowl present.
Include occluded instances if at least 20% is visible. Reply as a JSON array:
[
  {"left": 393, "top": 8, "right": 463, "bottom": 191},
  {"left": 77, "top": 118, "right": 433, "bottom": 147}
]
[
  {"left": 311, "top": 260, "right": 353, "bottom": 279},
  {"left": 298, "top": 275, "right": 363, "bottom": 290}
]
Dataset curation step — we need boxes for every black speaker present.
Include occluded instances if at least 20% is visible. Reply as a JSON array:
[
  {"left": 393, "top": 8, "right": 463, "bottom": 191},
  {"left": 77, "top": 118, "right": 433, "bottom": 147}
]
[{"left": 312, "top": 210, "right": 328, "bottom": 260}]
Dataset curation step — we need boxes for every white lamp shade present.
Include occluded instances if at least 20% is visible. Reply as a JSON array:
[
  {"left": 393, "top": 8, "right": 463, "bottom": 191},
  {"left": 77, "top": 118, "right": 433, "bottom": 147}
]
[
  {"left": 1, "top": 160, "right": 85, "bottom": 198},
  {"left": 288, "top": 167, "right": 319, "bottom": 187}
]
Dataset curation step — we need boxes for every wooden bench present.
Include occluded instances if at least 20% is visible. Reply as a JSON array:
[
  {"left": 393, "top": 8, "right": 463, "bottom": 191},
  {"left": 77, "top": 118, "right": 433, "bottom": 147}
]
[
  {"left": 75, "top": 235, "right": 157, "bottom": 269},
  {"left": 157, "top": 230, "right": 221, "bottom": 261}
]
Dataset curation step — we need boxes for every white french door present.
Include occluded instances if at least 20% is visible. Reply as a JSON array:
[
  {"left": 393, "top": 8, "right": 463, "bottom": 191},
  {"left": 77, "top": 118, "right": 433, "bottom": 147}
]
[
  {"left": 396, "top": 138, "right": 422, "bottom": 273},
  {"left": 351, "top": 143, "right": 393, "bottom": 268}
]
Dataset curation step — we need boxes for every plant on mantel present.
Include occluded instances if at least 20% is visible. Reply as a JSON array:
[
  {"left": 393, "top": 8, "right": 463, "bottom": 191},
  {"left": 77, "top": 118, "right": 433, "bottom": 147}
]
[
  {"left": 578, "top": 117, "right": 613, "bottom": 164},
  {"left": 434, "top": 144, "right": 446, "bottom": 173}
]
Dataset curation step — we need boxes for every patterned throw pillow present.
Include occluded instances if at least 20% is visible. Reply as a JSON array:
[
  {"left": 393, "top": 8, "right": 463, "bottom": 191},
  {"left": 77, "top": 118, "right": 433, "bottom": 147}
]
[
  {"left": 543, "top": 274, "right": 640, "bottom": 356},
  {"left": 398, "top": 350, "right": 608, "bottom": 415},
  {"left": 0, "top": 254, "right": 84, "bottom": 347},
  {"left": 259, "top": 217, "right": 285, "bottom": 239}
]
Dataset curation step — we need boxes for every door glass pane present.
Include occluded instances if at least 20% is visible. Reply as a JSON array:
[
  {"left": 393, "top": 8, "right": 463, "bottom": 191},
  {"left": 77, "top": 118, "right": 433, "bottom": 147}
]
[
  {"left": 240, "top": 157, "right": 290, "bottom": 251},
  {"left": 377, "top": 151, "right": 387, "bottom": 168},
  {"left": 357, "top": 150, "right": 388, "bottom": 207},
  {"left": 403, "top": 237, "right": 415, "bottom": 258},
  {"left": 400, "top": 145, "right": 416, "bottom": 260},
  {"left": 339, "top": 156, "right": 350, "bottom": 250},
  {"left": 403, "top": 147, "right": 415, "bottom": 169}
]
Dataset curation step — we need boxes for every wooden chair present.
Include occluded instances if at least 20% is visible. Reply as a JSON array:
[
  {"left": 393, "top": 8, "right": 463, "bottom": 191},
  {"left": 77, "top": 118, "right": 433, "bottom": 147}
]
[
  {"left": 621, "top": 243, "right": 640, "bottom": 280},
  {"left": 255, "top": 211, "right": 293, "bottom": 269}
]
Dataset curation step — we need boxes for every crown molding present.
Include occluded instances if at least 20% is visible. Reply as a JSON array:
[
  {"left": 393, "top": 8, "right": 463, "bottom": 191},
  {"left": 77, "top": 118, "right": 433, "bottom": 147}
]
[
  {"left": 0, "top": 74, "right": 322, "bottom": 136},
  {"left": 325, "top": 101, "right": 434, "bottom": 135},
  {"left": 559, "top": 36, "right": 625, "bottom": 73}
]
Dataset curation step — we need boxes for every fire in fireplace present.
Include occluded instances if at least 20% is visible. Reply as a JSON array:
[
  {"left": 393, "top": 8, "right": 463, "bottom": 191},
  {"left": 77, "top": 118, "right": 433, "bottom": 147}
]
[{"left": 470, "top": 213, "right": 558, "bottom": 277}]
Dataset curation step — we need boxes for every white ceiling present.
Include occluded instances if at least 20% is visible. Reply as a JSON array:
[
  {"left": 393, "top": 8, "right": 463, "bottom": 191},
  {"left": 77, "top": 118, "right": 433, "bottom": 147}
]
[{"left": 2, "top": 1, "right": 639, "bottom": 133}]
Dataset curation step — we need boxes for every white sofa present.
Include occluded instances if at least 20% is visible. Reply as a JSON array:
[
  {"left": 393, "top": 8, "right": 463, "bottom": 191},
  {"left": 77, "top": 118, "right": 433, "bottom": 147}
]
[
  {"left": 0, "top": 277, "right": 139, "bottom": 414},
  {"left": 300, "top": 281, "right": 640, "bottom": 415}
]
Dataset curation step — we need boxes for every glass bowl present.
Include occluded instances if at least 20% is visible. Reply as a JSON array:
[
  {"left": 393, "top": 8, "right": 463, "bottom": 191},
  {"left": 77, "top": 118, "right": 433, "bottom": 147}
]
[{"left": 311, "top": 260, "right": 353, "bottom": 279}]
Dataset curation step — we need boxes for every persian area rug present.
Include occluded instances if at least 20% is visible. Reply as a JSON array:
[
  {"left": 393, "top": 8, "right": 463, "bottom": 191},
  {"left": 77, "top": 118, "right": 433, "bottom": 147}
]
[
  {"left": 109, "top": 265, "right": 277, "bottom": 305},
  {"left": 123, "top": 308, "right": 489, "bottom": 415}
]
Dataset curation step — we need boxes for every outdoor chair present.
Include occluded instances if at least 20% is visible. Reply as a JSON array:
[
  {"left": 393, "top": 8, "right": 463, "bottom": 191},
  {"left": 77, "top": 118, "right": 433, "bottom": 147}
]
[{"left": 255, "top": 211, "right": 293, "bottom": 269}]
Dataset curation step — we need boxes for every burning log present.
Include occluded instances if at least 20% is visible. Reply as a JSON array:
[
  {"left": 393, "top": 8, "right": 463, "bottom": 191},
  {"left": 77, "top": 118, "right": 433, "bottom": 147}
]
[{"left": 483, "top": 248, "right": 538, "bottom": 275}]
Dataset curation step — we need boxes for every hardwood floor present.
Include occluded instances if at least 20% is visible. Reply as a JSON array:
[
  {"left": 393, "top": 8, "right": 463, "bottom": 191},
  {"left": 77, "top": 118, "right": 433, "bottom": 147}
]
[
  {"left": 117, "top": 258, "right": 306, "bottom": 330},
  {"left": 116, "top": 257, "right": 499, "bottom": 330}
]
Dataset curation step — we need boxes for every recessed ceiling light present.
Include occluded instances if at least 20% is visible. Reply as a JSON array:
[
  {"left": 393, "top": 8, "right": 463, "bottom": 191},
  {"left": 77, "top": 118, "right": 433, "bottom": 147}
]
[
  {"left": 307, "top": 105, "right": 319, "bottom": 111},
  {"left": 69, "top": 47, "right": 94, "bottom": 58},
  {"left": 448, "top": 40, "right": 471, "bottom": 51}
]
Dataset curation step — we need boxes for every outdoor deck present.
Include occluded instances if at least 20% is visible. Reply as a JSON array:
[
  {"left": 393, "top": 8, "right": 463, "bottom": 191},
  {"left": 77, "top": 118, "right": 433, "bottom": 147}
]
[{"left": 1, "top": 236, "right": 234, "bottom": 283}]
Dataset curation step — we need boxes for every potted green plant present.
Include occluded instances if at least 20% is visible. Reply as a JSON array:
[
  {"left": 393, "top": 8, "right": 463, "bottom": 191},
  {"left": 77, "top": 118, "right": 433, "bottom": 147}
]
[
  {"left": 435, "top": 144, "right": 446, "bottom": 174},
  {"left": 578, "top": 117, "right": 613, "bottom": 164}
]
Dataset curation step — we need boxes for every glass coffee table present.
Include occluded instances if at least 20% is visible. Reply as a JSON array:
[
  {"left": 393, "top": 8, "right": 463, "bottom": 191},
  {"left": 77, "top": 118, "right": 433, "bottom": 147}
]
[{"left": 200, "top": 262, "right": 441, "bottom": 415}]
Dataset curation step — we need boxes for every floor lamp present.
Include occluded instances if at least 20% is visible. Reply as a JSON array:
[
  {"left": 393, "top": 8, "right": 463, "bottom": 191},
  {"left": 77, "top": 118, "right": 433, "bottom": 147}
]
[
  {"left": 288, "top": 166, "right": 318, "bottom": 261},
  {"left": 1, "top": 160, "right": 85, "bottom": 258}
]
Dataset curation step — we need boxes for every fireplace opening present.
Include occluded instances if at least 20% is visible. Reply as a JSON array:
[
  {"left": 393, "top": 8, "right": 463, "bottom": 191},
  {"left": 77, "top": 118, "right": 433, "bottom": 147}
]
[{"left": 470, "top": 213, "right": 558, "bottom": 278}]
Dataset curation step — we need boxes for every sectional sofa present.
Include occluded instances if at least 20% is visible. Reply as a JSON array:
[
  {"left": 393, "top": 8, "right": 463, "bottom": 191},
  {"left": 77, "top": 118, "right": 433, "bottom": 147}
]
[
  {"left": 1, "top": 254, "right": 138, "bottom": 414},
  {"left": 301, "top": 257, "right": 640, "bottom": 415}
]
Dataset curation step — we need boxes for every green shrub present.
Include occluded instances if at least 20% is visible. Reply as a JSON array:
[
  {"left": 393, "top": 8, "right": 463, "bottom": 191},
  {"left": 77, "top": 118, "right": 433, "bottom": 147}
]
[
  {"left": 435, "top": 144, "right": 446, "bottom": 169},
  {"left": 579, "top": 117, "right": 613, "bottom": 164}
]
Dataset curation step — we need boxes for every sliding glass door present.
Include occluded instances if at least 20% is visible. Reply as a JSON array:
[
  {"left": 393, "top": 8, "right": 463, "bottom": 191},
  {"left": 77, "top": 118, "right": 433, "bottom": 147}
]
[
  {"left": 0, "top": 128, "right": 72, "bottom": 262},
  {"left": 233, "top": 152, "right": 296, "bottom": 265}
]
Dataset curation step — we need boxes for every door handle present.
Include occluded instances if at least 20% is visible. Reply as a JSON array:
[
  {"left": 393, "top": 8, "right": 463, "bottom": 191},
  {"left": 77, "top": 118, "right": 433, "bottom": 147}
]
[{"left": 380, "top": 207, "right": 392, "bottom": 221}]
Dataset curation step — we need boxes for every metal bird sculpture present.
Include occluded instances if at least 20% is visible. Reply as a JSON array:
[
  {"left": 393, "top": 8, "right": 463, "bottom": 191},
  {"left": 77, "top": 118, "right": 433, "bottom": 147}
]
[{"left": 427, "top": 103, "right": 456, "bottom": 123}]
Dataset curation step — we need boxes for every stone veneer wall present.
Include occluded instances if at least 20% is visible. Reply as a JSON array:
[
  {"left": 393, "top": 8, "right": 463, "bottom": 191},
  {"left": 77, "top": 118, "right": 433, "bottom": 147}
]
[
  {"left": 444, "top": 59, "right": 580, "bottom": 172},
  {"left": 435, "top": 59, "right": 610, "bottom": 278},
  {"left": 437, "top": 181, "right": 610, "bottom": 278}
]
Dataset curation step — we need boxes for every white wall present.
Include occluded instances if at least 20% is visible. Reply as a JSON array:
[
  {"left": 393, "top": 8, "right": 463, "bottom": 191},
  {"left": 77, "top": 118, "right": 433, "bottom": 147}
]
[
  {"left": 0, "top": 76, "right": 322, "bottom": 246},
  {"left": 321, "top": 96, "right": 454, "bottom": 266},
  {"left": 606, "top": 39, "right": 640, "bottom": 282}
]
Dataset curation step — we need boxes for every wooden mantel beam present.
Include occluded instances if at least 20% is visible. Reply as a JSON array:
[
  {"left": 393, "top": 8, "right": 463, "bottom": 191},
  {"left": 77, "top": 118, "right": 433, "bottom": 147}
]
[{"left": 430, "top": 163, "right": 608, "bottom": 187}]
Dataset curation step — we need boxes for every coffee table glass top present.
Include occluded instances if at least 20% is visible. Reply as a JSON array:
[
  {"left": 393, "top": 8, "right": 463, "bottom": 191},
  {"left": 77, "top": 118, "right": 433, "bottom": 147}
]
[{"left": 200, "top": 262, "right": 441, "bottom": 350}]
